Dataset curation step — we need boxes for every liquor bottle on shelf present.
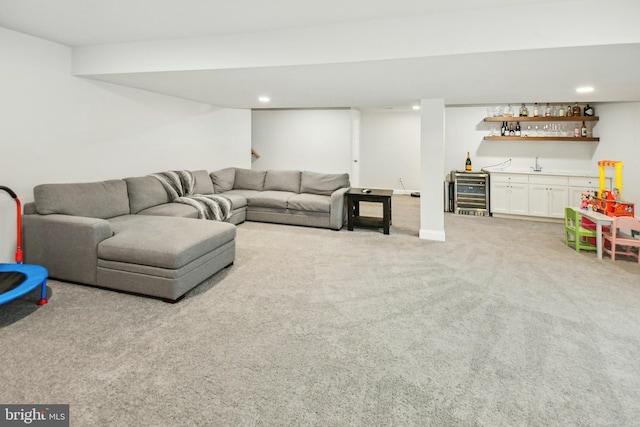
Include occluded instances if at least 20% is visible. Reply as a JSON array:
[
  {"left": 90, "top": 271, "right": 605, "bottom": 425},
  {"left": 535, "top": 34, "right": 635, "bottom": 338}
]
[
  {"left": 544, "top": 102, "right": 551, "bottom": 117},
  {"left": 501, "top": 121, "right": 506, "bottom": 136},
  {"left": 574, "top": 123, "right": 581, "bottom": 137},
  {"left": 515, "top": 122, "right": 521, "bottom": 136},
  {"left": 509, "top": 123, "right": 515, "bottom": 135},
  {"left": 558, "top": 105, "right": 566, "bottom": 117},
  {"left": 465, "top": 152, "right": 472, "bottom": 171},
  {"left": 581, "top": 121, "right": 588, "bottom": 137},
  {"left": 504, "top": 104, "right": 514, "bottom": 117},
  {"left": 572, "top": 103, "right": 581, "bottom": 116},
  {"left": 533, "top": 103, "right": 540, "bottom": 117},
  {"left": 519, "top": 103, "right": 529, "bottom": 117},
  {"left": 566, "top": 105, "right": 573, "bottom": 117},
  {"left": 584, "top": 104, "right": 594, "bottom": 116}
]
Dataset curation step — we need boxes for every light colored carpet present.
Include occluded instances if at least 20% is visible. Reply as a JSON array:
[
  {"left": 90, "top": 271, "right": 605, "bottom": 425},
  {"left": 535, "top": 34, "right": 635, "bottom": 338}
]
[{"left": 1, "top": 195, "right": 639, "bottom": 426}]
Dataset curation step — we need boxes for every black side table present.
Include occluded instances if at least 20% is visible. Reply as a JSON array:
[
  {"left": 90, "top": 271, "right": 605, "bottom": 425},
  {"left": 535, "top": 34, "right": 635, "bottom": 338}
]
[{"left": 346, "top": 188, "right": 393, "bottom": 234}]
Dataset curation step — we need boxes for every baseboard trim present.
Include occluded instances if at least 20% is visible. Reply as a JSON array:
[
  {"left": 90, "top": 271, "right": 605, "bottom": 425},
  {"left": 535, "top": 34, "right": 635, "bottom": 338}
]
[
  {"left": 492, "top": 213, "right": 563, "bottom": 223},
  {"left": 419, "top": 229, "right": 446, "bottom": 242}
]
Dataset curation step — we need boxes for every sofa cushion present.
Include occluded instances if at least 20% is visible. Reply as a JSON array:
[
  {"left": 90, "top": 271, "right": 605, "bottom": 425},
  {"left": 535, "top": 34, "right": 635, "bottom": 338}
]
[
  {"left": 210, "top": 168, "right": 236, "bottom": 193},
  {"left": 234, "top": 168, "right": 266, "bottom": 191},
  {"left": 193, "top": 170, "right": 214, "bottom": 195},
  {"left": 101, "top": 215, "right": 236, "bottom": 269},
  {"left": 34, "top": 180, "right": 130, "bottom": 219},
  {"left": 287, "top": 193, "right": 331, "bottom": 213},
  {"left": 219, "top": 193, "right": 247, "bottom": 210},
  {"left": 137, "top": 203, "right": 199, "bottom": 219},
  {"left": 125, "top": 176, "right": 171, "bottom": 214},
  {"left": 223, "top": 189, "right": 260, "bottom": 198},
  {"left": 300, "top": 171, "right": 350, "bottom": 196},
  {"left": 264, "top": 170, "right": 301, "bottom": 193},
  {"left": 246, "top": 191, "right": 295, "bottom": 209}
]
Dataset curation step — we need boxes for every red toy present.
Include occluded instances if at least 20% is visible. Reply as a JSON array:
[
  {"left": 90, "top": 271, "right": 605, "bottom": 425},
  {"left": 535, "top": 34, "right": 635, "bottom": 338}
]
[{"left": 590, "top": 161, "right": 635, "bottom": 217}]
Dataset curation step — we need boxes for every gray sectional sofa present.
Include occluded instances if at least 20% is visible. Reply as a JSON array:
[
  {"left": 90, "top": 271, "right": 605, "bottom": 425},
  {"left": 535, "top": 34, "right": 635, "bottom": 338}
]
[{"left": 22, "top": 167, "right": 350, "bottom": 302}]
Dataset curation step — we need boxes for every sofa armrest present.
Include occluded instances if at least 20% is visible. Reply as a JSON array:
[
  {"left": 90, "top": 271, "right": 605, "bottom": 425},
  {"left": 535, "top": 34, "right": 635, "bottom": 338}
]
[
  {"left": 23, "top": 214, "right": 113, "bottom": 285},
  {"left": 329, "top": 187, "right": 350, "bottom": 230}
]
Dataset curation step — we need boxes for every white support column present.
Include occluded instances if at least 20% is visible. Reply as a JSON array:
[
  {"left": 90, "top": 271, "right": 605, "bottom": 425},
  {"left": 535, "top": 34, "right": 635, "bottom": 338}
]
[{"left": 419, "top": 98, "right": 446, "bottom": 241}]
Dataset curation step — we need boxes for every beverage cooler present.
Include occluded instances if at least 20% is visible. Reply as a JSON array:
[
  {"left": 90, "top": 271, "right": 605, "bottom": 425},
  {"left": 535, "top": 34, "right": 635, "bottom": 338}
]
[{"left": 451, "top": 170, "right": 490, "bottom": 216}]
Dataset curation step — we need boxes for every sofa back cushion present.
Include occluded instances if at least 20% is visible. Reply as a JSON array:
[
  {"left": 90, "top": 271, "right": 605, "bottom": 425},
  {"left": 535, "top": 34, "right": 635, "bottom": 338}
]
[
  {"left": 234, "top": 168, "right": 266, "bottom": 191},
  {"left": 34, "top": 179, "right": 130, "bottom": 219},
  {"left": 300, "top": 171, "right": 350, "bottom": 195},
  {"left": 192, "top": 170, "right": 214, "bottom": 194},
  {"left": 125, "top": 176, "right": 171, "bottom": 214},
  {"left": 264, "top": 170, "right": 301, "bottom": 193},
  {"left": 210, "top": 168, "right": 236, "bottom": 193}
]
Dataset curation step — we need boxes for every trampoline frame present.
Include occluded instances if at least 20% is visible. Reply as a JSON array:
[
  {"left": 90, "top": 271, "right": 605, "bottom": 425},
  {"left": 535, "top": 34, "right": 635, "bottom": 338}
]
[{"left": 0, "top": 186, "right": 48, "bottom": 306}]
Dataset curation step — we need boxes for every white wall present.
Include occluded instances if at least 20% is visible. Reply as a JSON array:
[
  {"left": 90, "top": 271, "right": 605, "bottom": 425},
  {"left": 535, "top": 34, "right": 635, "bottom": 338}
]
[
  {"left": 0, "top": 28, "right": 251, "bottom": 262},
  {"left": 359, "top": 110, "right": 421, "bottom": 193},
  {"left": 250, "top": 109, "right": 353, "bottom": 174},
  {"left": 593, "top": 102, "right": 640, "bottom": 204}
]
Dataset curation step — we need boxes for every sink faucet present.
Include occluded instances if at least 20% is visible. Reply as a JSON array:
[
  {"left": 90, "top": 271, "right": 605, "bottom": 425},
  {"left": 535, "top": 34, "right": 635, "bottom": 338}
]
[{"left": 533, "top": 157, "right": 543, "bottom": 172}]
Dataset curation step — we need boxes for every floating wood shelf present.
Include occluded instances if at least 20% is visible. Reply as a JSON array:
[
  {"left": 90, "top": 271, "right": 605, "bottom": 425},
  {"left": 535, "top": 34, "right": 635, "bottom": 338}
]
[
  {"left": 484, "top": 136, "right": 600, "bottom": 142},
  {"left": 484, "top": 116, "right": 599, "bottom": 122}
]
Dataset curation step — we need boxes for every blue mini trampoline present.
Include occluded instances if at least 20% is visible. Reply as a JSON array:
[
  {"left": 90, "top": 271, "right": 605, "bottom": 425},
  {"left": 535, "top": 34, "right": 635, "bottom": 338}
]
[{"left": 0, "top": 186, "right": 48, "bottom": 306}]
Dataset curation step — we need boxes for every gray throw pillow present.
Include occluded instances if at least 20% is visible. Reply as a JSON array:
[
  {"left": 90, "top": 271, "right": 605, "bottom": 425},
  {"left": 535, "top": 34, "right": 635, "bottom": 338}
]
[{"left": 234, "top": 168, "right": 266, "bottom": 191}]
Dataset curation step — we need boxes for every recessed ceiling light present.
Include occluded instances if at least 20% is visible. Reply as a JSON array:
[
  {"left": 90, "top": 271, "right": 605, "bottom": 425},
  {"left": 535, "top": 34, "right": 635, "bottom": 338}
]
[
  {"left": 258, "top": 96, "right": 271, "bottom": 103},
  {"left": 576, "top": 86, "right": 594, "bottom": 93},
  {"left": 412, "top": 105, "right": 420, "bottom": 110}
]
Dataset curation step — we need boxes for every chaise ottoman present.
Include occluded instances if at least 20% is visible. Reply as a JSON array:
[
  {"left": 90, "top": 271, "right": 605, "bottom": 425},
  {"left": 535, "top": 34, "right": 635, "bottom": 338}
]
[{"left": 97, "top": 215, "right": 236, "bottom": 302}]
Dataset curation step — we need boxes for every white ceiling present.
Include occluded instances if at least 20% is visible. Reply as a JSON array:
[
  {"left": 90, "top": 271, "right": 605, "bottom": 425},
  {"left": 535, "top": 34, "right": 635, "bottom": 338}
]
[
  {"left": 0, "top": 0, "right": 561, "bottom": 46},
  {"left": 2, "top": 0, "right": 640, "bottom": 109}
]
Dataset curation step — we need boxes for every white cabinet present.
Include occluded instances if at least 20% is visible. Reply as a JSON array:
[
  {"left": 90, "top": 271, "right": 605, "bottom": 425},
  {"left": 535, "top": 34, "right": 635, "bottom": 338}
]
[
  {"left": 490, "top": 174, "right": 528, "bottom": 215},
  {"left": 528, "top": 175, "right": 569, "bottom": 218},
  {"left": 489, "top": 171, "right": 604, "bottom": 220},
  {"left": 568, "top": 176, "right": 611, "bottom": 206}
]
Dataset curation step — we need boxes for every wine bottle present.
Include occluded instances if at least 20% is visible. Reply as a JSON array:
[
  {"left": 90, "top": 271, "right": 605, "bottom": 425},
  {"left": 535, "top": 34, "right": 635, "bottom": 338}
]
[
  {"left": 581, "top": 121, "right": 588, "bottom": 137},
  {"left": 465, "top": 152, "right": 472, "bottom": 171},
  {"left": 515, "top": 122, "right": 521, "bottom": 137},
  {"left": 509, "top": 123, "right": 515, "bottom": 135}
]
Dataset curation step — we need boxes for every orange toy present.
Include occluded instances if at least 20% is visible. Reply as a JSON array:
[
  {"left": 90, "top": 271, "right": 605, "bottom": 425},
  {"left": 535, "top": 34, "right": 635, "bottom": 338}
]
[{"left": 591, "top": 160, "right": 635, "bottom": 217}]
